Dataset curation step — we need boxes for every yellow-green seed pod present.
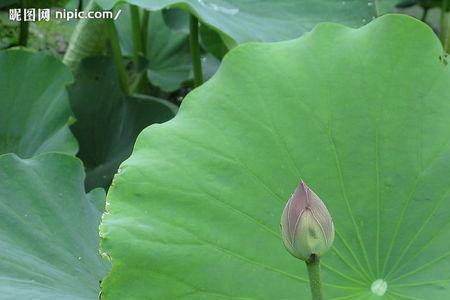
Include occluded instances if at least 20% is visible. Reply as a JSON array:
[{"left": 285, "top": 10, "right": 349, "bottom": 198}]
[{"left": 280, "top": 181, "right": 335, "bottom": 261}]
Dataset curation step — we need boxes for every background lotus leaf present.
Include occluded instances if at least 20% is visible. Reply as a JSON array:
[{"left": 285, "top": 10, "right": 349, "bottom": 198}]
[
  {"left": 68, "top": 56, "right": 177, "bottom": 191},
  {"left": 0, "top": 153, "right": 108, "bottom": 299},
  {"left": 96, "top": 0, "right": 391, "bottom": 44},
  {"left": 0, "top": 49, "right": 77, "bottom": 158}
]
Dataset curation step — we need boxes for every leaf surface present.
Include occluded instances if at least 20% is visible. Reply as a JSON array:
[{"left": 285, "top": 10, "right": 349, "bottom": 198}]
[
  {"left": 0, "top": 49, "right": 77, "bottom": 157},
  {"left": 97, "top": 0, "right": 386, "bottom": 44},
  {"left": 101, "top": 15, "right": 450, "bottom": 299},
  {"left": 0, "top": 153, "right": 108, "bottom": 300},
  {"left": 69, "top": 56, "right": 177, "bottom": 191}
]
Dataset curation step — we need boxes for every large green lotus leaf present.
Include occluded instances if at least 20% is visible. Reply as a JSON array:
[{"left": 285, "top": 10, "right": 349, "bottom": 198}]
[
  {"left": 0, "top": 153, "right": 109, "bottom": 299},
  {"left": 0, "top": 49, "right": 77, "bottom": 157},
  {"left": 97, "top": 0, "right": 390, "bottom": 44},
  {"left": 69, "top": 56, "right": 177, "bottom": 191},
  {"left": 101, "top": 15, "right": 450, "bottom": 299}
]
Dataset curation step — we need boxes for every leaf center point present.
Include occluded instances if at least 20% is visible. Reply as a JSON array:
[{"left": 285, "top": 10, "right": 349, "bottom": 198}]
[{"left": 371, "top": 279, "right": 387, "bottom": 296}]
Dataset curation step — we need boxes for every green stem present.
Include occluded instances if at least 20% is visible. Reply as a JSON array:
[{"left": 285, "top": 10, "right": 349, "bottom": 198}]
[
  {"left": 19, "top": 18, "right": 29, "bottom": 46},
  {"left": 19, "top": 1, "right": 28, "bottom": 46},
  {"left": 130, "top": 4, "right": 143, "bottom": 64},
  {"left": 439, "top": 0, "right": 449, "bottom": 47},
  {"left": 446, "top": 33, "right": 450, "bottom": 54},
  {"left": 443, "top": 0, "right": 450, "bottom": 53},
  {"left": 189, "top": 14, "right": 203, "bottom": 87},
  {"left": 78, "top": 0, "right": 83, "bottom": 11},
  {"left": 106, "top": 19, "right": 130, "bottom": 95},
  {"left": 141, "top": 10, "right": 149, "bottom": 56},
  {"left": 421, "top": 7, "right": 429, "bottom": 22},
  {"left": 306, "top": 255, "right": 323, "bottom": 300}
]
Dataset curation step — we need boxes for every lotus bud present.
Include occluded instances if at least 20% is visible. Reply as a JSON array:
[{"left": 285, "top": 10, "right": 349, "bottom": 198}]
[{"left": 280, "top": 181, "right": 335, "bottom": 261}]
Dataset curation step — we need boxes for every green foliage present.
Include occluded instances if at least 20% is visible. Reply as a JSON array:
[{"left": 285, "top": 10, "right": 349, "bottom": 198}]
[
  {"left": 0, "top": 49, "right": 77, "bottom": 157},
  {"left": 396, "top": 0, "right": 443, "bottom": 9},
  {"left": 96, "top": 0, "right": 385, "bottom": 44},
  {"left": 162, "top": 7, "right": 189, "bottom": 32},
  {"left": 160, "top": 6, "right": 230, "bottom": 60},
  {"left": 115, "top": 8, "right": 220, "bottom": 92},
  {"left": 200, "top": 23, "right": 228, "bottom": 60},
  {"left": 101, "top": 15, "right": 450, "bottom": 299},
  {"left": 0, "top": 0, "right": 448, "bottom": 299},
  {"left": 116, "top": 9, "right": 192, "bottom": 92},
  {"left": 0, "top": 49, "right": 108, "bottom": 300},
  {"left": 0, "top": 0, "right": 18, "bottom": 9},
  {"left": 31, "top": 0, "right": 70, "bottom": 7},
  {"left": 68, "top": 56, "right": 177, "bottom": 191},
  {"left": 0, "top": 153, "right": 108, "bottom": 299},
  {"left": 0, "top": 0, "right": 70, "bottom": 8},
  {"left": 28, "top": 20, "right": 75, "bottom": 57},
  {"left": 377, "top": 0, "right": 406, "bottom": 14},
  {"left": 0, "top": 12, "right": 17, "bottom": 48},
  {"left": 63, "top": 0, "right": 108, "bottom": 70}
]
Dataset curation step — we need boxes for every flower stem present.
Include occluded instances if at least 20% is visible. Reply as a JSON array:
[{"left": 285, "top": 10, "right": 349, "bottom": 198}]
[
  {"left": 189, "top": 14, "right": 203, "bottom": 87},
  {"left": 306, "top": 255, "right": 323, "bottom": 300}
]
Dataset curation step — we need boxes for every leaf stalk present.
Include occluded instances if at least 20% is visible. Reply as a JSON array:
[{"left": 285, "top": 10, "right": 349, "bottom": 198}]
[
  {"left": 141, "top": 10, "right": 150, "bottom": 56},
  {"left": 130, "top": 4, "right": 143, "bottom": 64},
  {"left": 189, "top": 14, "right": 203, "bottom": 87},
  {"left": 439, "top": 0, "right": 449, "bottom": 51},
  {"left": 106, "top": 19, "right": 130, "bottom": 95},
  {"left": 19, "top": 0, "right": 29, "bottom": 46}
]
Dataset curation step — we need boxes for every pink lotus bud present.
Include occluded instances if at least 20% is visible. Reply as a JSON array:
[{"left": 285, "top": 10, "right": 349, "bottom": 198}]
[{"left": 280, "top": 181, "right": 335, "bottom": 261}]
